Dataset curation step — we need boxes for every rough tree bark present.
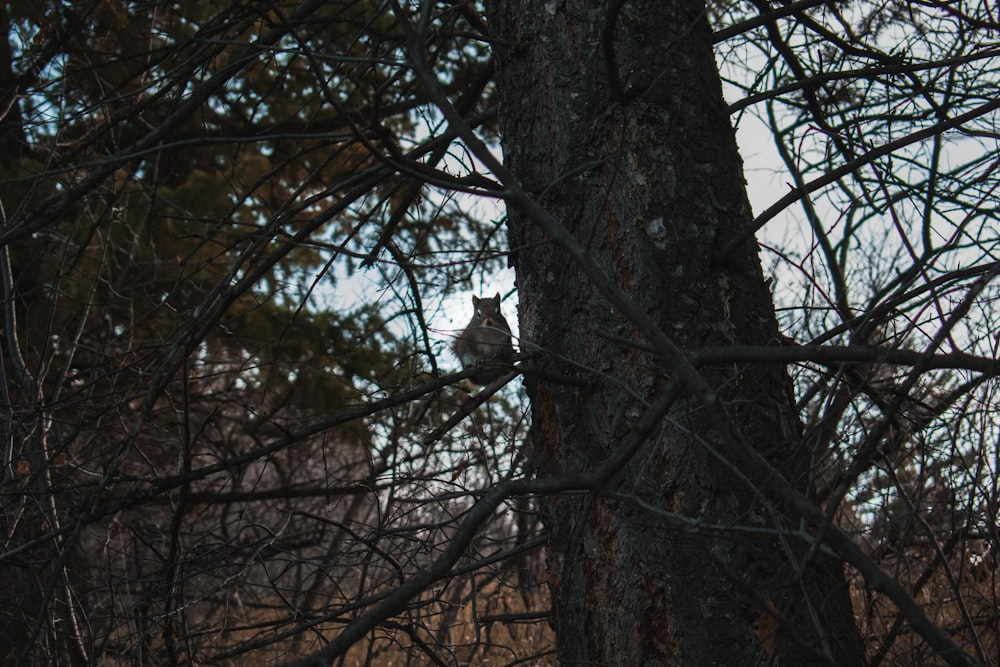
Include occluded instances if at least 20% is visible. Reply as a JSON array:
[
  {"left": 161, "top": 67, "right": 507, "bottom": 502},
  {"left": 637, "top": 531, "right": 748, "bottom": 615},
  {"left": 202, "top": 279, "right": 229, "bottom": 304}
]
[{"left": 486, "top": 1, "right": 865, "bottom": 664}]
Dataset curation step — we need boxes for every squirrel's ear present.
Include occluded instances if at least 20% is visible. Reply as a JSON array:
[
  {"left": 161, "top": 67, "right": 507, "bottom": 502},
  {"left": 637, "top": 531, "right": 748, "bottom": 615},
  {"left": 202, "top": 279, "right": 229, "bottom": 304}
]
[
  {"left": 472, "top": 295, "right": 481, "bottom": 307},
  {"left": 493, "top": 292, "right": 501, "bottom": 302}
]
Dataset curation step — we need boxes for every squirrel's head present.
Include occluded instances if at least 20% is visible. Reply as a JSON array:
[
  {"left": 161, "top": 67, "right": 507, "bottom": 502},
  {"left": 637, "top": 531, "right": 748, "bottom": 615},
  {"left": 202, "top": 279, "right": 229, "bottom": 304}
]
[{"left": 472, "top": 292, "right": 503, "bottom": 326}]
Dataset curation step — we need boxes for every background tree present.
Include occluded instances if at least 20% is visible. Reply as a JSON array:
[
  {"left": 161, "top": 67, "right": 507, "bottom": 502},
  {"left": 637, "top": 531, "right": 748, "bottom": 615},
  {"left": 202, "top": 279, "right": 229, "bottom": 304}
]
[{"left": 0, "top": 1, "right": 999, "bottom": 666}]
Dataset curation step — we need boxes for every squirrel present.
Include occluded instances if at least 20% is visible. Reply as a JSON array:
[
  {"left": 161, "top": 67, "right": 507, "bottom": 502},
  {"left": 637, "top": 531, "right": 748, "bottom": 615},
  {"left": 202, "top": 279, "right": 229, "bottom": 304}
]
[{"left": 452, "top": 292, "right": 514, "bottom": 384}]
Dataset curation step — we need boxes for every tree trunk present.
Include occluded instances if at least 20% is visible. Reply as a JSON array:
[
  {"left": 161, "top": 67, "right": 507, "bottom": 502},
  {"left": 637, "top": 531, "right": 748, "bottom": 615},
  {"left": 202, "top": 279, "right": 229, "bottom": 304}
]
[{"left": 486, "top": 1, "right": 865, "bottom": 664}]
